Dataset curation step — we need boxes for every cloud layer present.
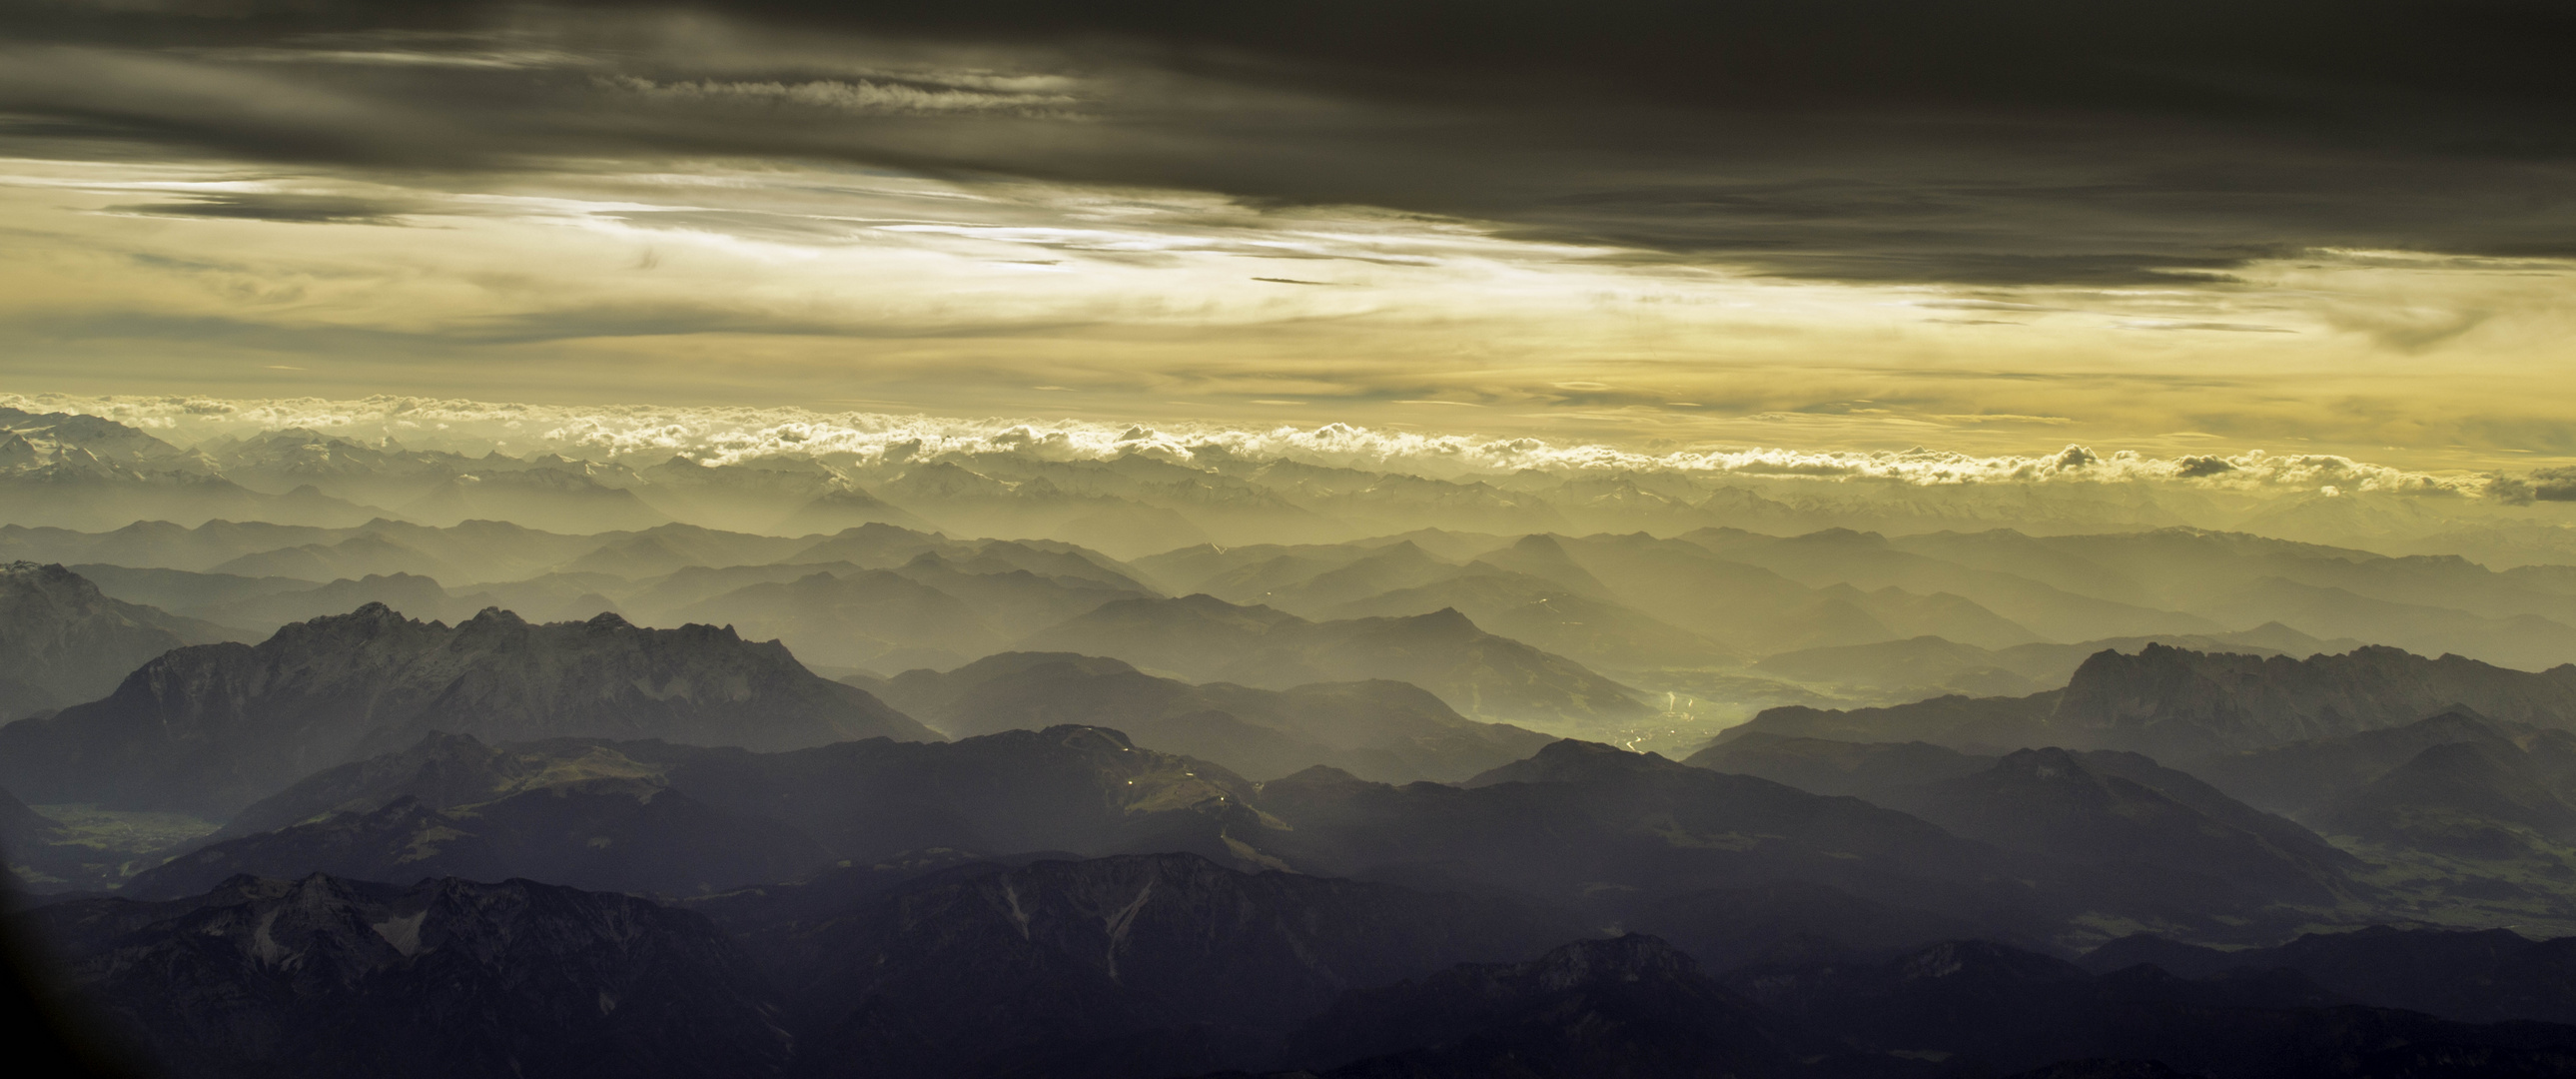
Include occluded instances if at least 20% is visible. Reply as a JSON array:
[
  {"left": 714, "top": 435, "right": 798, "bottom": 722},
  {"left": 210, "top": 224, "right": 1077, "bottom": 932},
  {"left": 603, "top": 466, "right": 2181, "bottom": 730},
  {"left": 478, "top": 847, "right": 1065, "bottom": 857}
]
[
  {"left": 3, "top": 391, "right": 2507, "bottom": 502},
  {"left": 0, "top": 2, "right": 2571, "bottom": 473}
]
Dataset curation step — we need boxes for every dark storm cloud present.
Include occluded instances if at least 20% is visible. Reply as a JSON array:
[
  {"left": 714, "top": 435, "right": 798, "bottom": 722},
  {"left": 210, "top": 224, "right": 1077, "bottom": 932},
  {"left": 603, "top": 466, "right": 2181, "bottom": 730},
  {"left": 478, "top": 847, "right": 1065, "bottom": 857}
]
[
  {"left": 108, "top": 191, "right": 417, "bottom": 224},
  {"left": 4, "top": 1, "right": 2574, "bottom": 286}
]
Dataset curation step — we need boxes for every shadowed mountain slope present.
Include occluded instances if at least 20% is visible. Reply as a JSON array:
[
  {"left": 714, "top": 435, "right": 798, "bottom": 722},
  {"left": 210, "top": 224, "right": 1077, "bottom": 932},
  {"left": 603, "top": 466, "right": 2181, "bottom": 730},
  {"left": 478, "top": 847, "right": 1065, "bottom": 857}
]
[
  {"left": 1727, "top": 643, "right": 2576, "bottom": 759},
  {"left": 1280, "top": 934, "right": 1801, "bottom": 1078},
  {"left": 872, "top": 651, "right": 1554, "bottom": 782},
  {"left": 2189, "top": 707, "right": 2576, "bottom": 819},
  {"left": 169, "top": 726, "right": 1285, "bottom": 891},
  {"left": 774, "top": 852, "right": 1577, "bottom": 1079},
  {"left": 1871, "top": 747, "right": 2357, "bottom": 905},
  {"left": 2314, "top": 739, "right": 2576, "bottom": 862},
  {"left": 1685, "top": 731, "right": 1997, "bottom": 797},
  {"left": 125, "top": 779, "right": 830, "bottom": 900},
  {"left": 16, "top": 873, "right": 792, "bottom": 1079},
  {"left": 2081, "top": 925, "right": 2576, "bottom": 1025},
  {"left": 1255, "top": 740, "right": 2076, "bottom": 934},
  {"left": 1016, "top": 594, "right": 1646, "bottom": 726},
  {"left": 0, "top": 603, "right": 934, "bottom": 816},
  {"left": 1728, "top": 937, "right": 2576, "bottom": 1078}
]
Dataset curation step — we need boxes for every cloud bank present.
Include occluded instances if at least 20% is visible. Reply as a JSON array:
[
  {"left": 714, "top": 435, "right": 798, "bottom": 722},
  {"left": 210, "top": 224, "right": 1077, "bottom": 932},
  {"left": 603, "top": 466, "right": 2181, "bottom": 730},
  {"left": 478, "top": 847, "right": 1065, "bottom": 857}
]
[{"left": 1, "top": 392, "right": 2503, "bottom": 499}]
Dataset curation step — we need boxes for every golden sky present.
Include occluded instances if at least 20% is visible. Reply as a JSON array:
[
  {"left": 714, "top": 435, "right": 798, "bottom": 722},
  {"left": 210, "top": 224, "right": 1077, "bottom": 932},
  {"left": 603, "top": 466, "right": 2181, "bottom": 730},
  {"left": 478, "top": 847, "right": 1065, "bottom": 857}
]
[{"left": 1, "top": 2, "right": 2571, "bottom": 475}]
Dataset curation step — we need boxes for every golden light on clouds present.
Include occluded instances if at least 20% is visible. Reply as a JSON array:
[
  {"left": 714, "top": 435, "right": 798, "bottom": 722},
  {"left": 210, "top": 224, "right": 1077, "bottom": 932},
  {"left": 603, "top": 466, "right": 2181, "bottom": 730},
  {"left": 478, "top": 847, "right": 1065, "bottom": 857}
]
[
  {"left": 2, "top": 154, "right": 2570, "bottom": 474},
  {"left": 1, "top": 1, "right": 2573, "bottom": 478}
]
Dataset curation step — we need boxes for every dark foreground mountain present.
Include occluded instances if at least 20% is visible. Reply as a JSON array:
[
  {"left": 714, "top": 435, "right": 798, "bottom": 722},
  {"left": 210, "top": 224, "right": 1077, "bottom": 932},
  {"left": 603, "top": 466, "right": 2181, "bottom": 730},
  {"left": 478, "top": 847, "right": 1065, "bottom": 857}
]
[
  {"left": 1729, "top": 642, "right": 2576, "bottom": 759},
  {"left": 1016, "top": 594, "right": 1648, "bottom": 726},
  {"left": 1684, "top": 730, "right": 1999, "bottom": 796},
  {"left": 139, "top": 726, "right": 1285, "bottom": 895},
  {"left": 2082, "top": 925, "right": 2576, "bottom": 1025},
  {"left": 2313, "top": 738, "right": 2576, "bottom": 863},
  {"left": 124, "top": 780, "right": 831, "bottom": 900},
  {"left": 0, "top": 603, "right": 935, "bottom": 816},
  {"left": 17, "top": 873, "right": 792, "bottom": 1079},
  {"left": 0, "top": 561, "right": 238, "bottom": 721},
  {"left": 1924, "top": 751, "right": 2353, "bottom": 905},
  {"left": 870, "top": 651, "right": 1555, "bottom": 781},
  {"left": 1276, "top": 935, "right": 1803, "bottom": 1078},
  {"left": 2187, "top": 707, "right": 2576, "bottom": 818},
  {"left": 1257, "top": 740, "right": 2083, "bottom": 935},
  {"left": 773, "top": 852, "right": 1577, "bottom": 1079},
  {"left": 1728, "top": 937, "right": 2576, "bottom": 1078},
  {"left": 21, "top": 859, "right": 2576, "bottom": 1079},
  {"left": 1695, "top": 740, "right": 2357, "bottom": 906}
]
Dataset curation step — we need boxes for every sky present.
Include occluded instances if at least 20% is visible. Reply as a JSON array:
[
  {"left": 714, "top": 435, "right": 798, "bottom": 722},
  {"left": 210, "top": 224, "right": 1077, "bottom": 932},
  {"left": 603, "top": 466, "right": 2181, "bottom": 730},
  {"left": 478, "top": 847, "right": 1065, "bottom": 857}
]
[{"left": 1, "top": 1, "right": 2572, "bottom": 475}]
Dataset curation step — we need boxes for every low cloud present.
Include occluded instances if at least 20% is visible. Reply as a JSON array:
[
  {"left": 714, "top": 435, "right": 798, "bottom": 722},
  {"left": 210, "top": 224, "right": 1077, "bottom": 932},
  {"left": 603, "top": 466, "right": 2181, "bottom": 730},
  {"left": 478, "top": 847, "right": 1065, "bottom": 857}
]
[{"left": 1, "top": 393, "right": 2499, "bottom": 500}]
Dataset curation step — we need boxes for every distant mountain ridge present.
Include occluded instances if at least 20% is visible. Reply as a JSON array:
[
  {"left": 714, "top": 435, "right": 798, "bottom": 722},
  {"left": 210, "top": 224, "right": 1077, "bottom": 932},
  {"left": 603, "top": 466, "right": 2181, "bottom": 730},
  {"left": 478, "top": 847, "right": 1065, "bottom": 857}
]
[
  {"left": 0, "top": 602, "right": 934, "bottom": 815},
  {"left": 148, "top": 725, "right": 1283, "bottom": 893},
  {"left": 1016, "top": 593, "right": 1647, "bottom": 726},
  {"left": 869, "top": 651, "right": 1555, "bottom": 781},
  {"left": 1732, "top": 642, "right": 2576, "bottom": 758}
]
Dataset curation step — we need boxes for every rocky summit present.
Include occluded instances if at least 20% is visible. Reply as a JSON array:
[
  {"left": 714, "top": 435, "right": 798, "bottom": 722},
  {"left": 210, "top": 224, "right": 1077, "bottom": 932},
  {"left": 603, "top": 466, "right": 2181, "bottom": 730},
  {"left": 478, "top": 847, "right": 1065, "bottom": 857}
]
[
  {"left": 0, "top": 561, "right": 235, "bottom": 720},
  {"left": 0, "top": 602, "right": 936, "bottom": 815}
]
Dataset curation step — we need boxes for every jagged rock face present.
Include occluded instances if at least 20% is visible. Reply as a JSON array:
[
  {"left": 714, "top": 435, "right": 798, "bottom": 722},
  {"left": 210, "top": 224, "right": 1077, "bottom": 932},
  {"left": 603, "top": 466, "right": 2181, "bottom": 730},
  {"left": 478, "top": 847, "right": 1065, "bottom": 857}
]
[
  {"left": 0, "top": 603, "right": 935, "bottom": 815},
  {"left": 19, "top": 873, "right": 792, "bottom": 1079},
  {"left": 780, "top": 852, "right": 1571, "bottom": 1079},
  {"left": 2054, "top": 643, "right": 2576, "bottom": 757},
  {"left": 1284, "top": 934, "right": 1800, "bottom": 1078},
  {"left": 0, "top": 561, "right": 229, "bottom": 720}
]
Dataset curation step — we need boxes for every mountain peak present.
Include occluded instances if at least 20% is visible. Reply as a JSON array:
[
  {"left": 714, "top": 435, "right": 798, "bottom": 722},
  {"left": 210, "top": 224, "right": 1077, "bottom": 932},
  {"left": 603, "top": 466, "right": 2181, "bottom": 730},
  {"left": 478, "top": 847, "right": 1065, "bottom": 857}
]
[
  {"left": 1996, "top": 745, "right": 2091, "bottom": 780},
  {"left": 1464, "top": 738, "right": 1683, "bottom": 787},
  {"left": 0, "top": 602, "right": 938, "bottom": 815}
]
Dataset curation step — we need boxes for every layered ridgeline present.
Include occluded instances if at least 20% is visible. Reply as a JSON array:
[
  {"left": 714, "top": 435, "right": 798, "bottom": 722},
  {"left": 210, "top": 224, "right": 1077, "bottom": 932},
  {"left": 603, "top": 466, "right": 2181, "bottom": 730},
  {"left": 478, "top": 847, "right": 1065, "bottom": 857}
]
[
  {"left": 44, "top": 522, "right": 1168, "bottom": 674},
  {"left": 1731, "top": 642, "right": 2576, "bottom": 760},
  {"left": 115, "top": 723, "right": 2339, "bottom": 942},
  {"left": 18, "top": 874, "right": 793, "bottom": 1079},
  {"left": 864, "top": 651, "right": 1556, "bottom": 781},
  {"left": 0, "top": 561, "right": 241, "bottom": 720},
  {"left": 0, "top": 603, "right": 935, "bottom": 816},
  {"left": 26, "top": 861, "right": 2576, "bottom": 1079},
  {"left": 124, "top": 726, "right": 1272, "bottom": 899},
  {"left": 1015, "top": 594, "right": 1647, "bottom": 727},
  {"left": 1699, "top": 646, "right": 2576, "bottom": 918}
]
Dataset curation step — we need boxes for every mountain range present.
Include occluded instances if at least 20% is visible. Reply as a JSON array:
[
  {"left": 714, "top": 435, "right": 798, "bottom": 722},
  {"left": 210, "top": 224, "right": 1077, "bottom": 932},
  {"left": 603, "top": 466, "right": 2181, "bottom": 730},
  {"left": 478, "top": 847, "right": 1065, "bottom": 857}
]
[
  {"left": 1733, "top": 642, "right": 2576, "bottom": 759},
  {"left": 864, "top": 651, "right": 1555, "bottom": 781},
  {"left": 1015, "top": 594, "right": 1648, "bottom": 727},
  {"left": 0, "top": 603, "right": 933, "bottom": 816}
]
